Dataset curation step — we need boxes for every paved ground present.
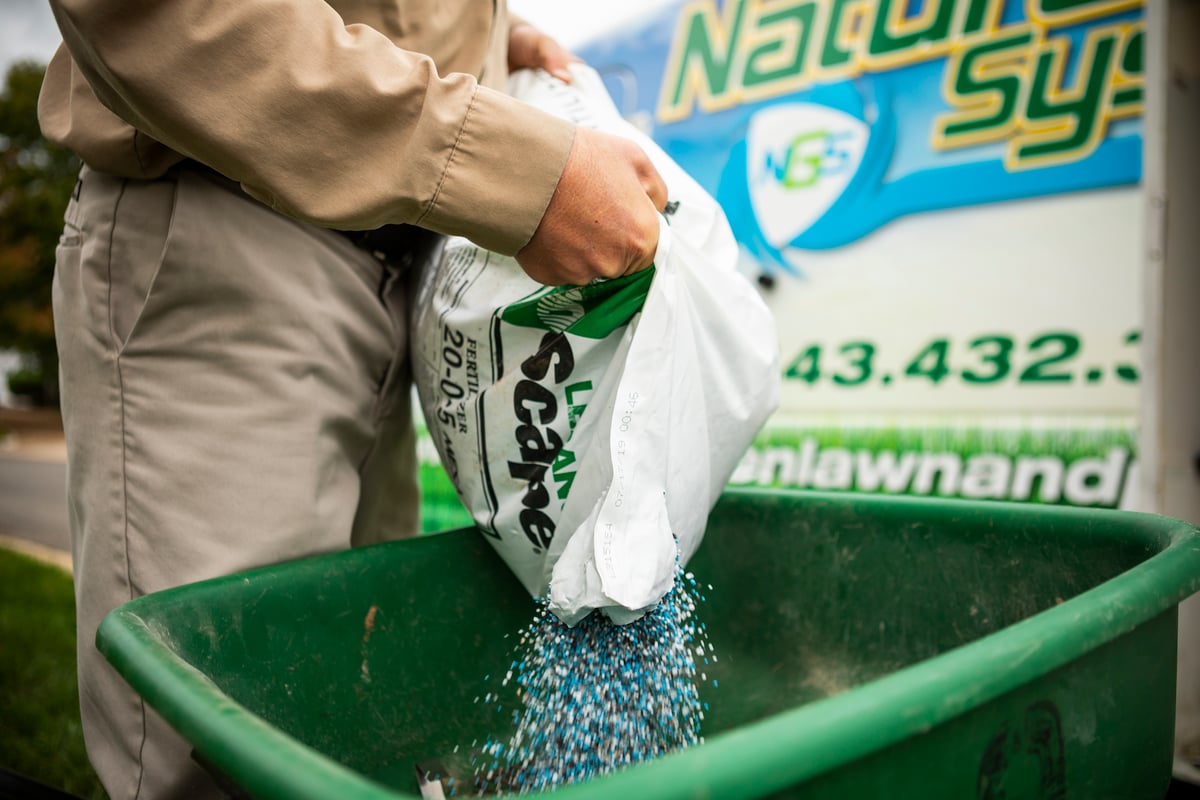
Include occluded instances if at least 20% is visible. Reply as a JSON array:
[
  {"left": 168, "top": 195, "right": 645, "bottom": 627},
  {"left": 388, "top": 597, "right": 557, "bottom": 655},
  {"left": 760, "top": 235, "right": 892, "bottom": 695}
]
[{"left": 0, "top": 407, "right": 70, "bottom": 571}]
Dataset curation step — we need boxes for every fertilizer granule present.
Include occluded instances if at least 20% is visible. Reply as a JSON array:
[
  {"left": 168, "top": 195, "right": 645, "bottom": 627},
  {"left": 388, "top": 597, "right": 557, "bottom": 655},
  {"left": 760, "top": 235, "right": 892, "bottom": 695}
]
[{"left": 462, "top": 564, "right": 715, "bottom": 795}]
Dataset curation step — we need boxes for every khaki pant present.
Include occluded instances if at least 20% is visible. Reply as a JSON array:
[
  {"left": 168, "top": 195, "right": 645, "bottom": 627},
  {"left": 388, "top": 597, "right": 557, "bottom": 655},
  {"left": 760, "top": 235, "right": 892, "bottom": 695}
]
[{"left": 53, "top": 166, "right": 421, "bottom": 800}]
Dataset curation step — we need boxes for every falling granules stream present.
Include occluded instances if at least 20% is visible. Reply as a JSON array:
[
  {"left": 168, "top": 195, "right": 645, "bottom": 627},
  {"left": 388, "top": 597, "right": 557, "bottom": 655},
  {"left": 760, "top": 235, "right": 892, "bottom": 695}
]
[{"left": 465, "top": 565, "right": 716, "bottom": 795}]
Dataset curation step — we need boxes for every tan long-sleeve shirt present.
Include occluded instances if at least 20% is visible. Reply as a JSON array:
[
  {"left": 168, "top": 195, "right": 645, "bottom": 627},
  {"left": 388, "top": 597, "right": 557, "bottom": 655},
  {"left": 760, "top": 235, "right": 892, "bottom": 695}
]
[{"left": 37, "top": 0, "right": 577, "bottom": 255}]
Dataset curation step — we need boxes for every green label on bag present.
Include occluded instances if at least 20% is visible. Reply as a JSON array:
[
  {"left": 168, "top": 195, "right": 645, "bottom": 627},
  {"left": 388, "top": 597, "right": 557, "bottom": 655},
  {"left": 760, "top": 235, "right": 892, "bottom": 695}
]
[{"left": 499, "top": 268, "right": 655, "bottom": 339}]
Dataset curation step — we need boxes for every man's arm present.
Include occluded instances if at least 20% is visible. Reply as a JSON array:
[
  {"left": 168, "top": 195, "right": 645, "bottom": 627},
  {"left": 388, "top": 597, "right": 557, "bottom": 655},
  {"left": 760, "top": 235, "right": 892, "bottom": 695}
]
[
  {"left": 503, "top": 17, "right": 668, "bottom": 284},
  {"left": 518, "top": 128, "right": 666, "bottom": 285},
  {"left": 46, "top": 0, "right": 666, "bottom": 282}
]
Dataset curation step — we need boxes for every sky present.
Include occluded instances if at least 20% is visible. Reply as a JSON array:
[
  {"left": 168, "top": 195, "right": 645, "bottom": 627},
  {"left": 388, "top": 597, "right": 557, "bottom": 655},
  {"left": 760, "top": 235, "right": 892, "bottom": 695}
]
[
  {"left": 0, "top": 0, "right": 62, "bottom": 73},
  {"left": 0, "top": 0, "right": 676, "bottom": 75}
]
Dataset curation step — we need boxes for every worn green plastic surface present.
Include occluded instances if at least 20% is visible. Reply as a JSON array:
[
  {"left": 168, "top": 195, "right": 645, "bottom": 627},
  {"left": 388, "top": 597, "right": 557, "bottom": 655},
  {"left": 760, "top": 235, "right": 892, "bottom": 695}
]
[{"left": 97, "top": 490, "right": 1200, "bottom": 799}]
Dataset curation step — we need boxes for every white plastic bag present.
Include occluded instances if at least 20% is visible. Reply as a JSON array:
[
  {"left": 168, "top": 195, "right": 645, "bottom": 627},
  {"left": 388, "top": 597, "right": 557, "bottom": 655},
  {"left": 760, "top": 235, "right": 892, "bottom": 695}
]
[{"left": 411, "top": 65, "right": 779, "bottom": 624}]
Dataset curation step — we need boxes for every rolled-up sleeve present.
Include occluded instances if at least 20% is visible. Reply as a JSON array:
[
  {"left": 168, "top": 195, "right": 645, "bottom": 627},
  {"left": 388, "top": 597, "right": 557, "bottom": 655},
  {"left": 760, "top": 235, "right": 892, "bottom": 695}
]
[{"left": 46, "top": 0, "right": 576, "bottom": 254}]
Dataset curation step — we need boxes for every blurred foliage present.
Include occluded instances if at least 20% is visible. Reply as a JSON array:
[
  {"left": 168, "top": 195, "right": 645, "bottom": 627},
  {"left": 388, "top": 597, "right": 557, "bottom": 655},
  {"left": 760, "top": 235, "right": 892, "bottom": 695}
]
[
  {"left": 0, "top": 60, "right": 80, "bottom": 406},
  {"left": 7, "top": 366, "right": 48, "bottom": 404}
]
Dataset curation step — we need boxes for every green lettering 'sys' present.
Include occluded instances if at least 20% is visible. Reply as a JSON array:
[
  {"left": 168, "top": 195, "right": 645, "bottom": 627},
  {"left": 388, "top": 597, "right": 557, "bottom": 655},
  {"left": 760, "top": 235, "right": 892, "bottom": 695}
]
[
  {"left": 1019, "top": 32, "right": 1116, "bottom": 162},
  {"left": 941, "top": 30, "right": 1034, "bottom": 140}
]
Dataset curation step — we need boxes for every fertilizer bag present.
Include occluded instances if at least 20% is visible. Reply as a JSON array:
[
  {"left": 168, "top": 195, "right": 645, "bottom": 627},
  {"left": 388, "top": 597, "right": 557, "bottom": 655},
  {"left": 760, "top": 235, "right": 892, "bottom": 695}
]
[{"left": 411, "top": 65, "right": 779, "bottom": 625}]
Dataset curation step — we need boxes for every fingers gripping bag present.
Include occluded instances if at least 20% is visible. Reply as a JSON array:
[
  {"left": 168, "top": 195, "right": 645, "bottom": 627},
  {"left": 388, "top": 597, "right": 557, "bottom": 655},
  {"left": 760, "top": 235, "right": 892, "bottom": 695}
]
[{"left": 410, "top": 65, "right": 779, "bottom": 625}]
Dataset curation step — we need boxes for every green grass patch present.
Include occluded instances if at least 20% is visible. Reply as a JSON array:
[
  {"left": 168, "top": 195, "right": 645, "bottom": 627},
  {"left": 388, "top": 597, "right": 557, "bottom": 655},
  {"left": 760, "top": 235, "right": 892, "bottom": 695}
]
[{"left": 0, "top": 548, "right": 106, "bottom": 798}]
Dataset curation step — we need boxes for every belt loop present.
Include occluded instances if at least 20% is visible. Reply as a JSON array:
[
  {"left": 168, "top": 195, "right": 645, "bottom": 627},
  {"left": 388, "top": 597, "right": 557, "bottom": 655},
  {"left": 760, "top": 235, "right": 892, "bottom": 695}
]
[{"left": 337, "top": 225, "right": 444, "bottom": 274}]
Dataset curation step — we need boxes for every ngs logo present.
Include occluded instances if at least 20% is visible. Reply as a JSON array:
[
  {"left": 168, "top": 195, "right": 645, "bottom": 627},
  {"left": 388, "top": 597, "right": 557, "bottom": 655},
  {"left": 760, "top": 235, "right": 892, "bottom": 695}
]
[
  {"left": 763, "top": 127, "right": 858, "bottom": 190},
  {"left": 746, "top": 103, "right": 869, "bottom": 251}
]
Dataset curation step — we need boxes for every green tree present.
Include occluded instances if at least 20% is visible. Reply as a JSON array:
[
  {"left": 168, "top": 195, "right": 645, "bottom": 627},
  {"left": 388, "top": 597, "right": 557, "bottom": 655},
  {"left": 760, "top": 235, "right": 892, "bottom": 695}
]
[{"left": 0, "top": 60, "right": 80, "bottom": 406}]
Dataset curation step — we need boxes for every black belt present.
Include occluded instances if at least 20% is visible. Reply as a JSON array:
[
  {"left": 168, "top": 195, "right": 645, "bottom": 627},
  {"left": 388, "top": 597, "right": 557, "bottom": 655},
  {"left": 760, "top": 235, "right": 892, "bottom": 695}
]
[{"left": 336, "top": 224, "right": 443, "bottom": 272}]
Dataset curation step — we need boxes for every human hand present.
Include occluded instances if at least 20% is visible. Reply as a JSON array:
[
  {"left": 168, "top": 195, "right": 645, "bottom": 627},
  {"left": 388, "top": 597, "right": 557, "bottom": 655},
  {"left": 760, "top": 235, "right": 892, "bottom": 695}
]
[
  {"left": 507, "top": 21, "right": 581, "bottom": 83},
  {"left": 516, "top": 127, "right": 669, "bottom": 286}
]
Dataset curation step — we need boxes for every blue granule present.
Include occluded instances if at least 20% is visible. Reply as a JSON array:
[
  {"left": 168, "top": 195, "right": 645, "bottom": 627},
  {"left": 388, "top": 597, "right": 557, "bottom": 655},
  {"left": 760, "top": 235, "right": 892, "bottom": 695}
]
[{"left": 466, "top": 565, "right": 713, "bottom": 795}]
